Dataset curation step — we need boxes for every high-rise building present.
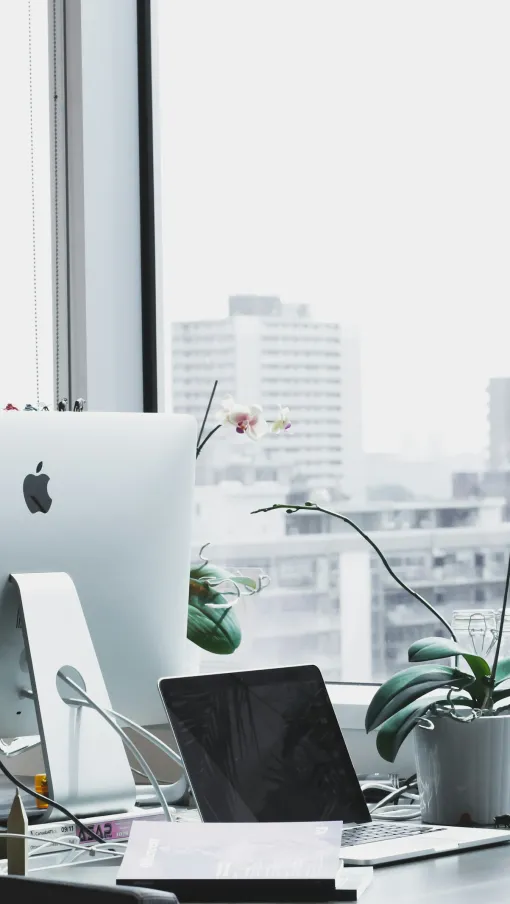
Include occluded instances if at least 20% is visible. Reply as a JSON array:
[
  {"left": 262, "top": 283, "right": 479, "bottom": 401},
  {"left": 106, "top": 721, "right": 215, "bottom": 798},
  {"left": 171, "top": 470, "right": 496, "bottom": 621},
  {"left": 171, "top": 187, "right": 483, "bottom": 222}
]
[
  {"left": 488, "top": 377, "right": 510, "bottom": 470},
  {"left": 172, "top": 295, "right": 364, "bottom": 498},
  {"left": 193, "top": 488, "right": 510, "bottom": 681}
]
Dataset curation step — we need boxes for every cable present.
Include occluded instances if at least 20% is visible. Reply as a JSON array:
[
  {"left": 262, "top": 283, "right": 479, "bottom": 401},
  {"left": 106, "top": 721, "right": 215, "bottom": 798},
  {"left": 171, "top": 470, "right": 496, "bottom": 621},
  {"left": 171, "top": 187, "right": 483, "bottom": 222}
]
[
  {"left": 369, "top": 775, "right": 418, "bottom": 815},
  {"left": 0, "top": 760, "right": 104, "bottom": 844},
  {"left": 60, "top": 676, "right": 174, "bottom": 822},
  {"left": 64, "top": 695, "right": 173, "bottom": 823},
  {"left": 132, "top": 767, "right": 168, "bottom": 784},
  {"left": 106, "top": 707, "right": 182, "bottom": 766}
]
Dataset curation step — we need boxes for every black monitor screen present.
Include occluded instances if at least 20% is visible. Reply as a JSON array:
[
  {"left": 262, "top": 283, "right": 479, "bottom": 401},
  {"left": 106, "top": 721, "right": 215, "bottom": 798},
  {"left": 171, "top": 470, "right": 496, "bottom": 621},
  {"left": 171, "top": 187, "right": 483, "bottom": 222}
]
[{"left": 159, "top": 665, "right": 370, "bottom": 824}]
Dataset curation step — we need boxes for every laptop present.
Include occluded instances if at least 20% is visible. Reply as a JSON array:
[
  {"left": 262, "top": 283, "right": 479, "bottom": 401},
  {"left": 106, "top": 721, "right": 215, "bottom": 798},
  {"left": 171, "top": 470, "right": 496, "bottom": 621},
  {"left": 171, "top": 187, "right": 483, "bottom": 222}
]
[{"left": 159, "top": 664, "right": 510, "bottom": 866}]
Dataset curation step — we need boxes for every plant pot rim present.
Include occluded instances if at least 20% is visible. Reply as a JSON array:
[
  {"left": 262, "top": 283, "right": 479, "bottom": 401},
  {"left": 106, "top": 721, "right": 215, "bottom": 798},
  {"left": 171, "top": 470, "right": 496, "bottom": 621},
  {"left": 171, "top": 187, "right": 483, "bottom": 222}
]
[{"left": 423, "top": 711, "right": 510, "bottom": 725}]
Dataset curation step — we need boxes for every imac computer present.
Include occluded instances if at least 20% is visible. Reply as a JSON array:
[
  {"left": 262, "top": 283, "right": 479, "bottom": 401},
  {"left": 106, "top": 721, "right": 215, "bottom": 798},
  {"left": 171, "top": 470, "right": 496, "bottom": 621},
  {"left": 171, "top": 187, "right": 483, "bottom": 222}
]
[{"left": 0, "top": 411, "right": 196, "bottom": 818}]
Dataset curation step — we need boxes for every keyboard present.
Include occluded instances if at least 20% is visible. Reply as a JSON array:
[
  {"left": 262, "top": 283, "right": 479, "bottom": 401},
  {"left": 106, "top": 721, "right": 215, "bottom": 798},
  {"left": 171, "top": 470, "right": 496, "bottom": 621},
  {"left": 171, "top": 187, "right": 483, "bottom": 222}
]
[{"left": 341, "top": 822, "right": 442, "bottom": 847}]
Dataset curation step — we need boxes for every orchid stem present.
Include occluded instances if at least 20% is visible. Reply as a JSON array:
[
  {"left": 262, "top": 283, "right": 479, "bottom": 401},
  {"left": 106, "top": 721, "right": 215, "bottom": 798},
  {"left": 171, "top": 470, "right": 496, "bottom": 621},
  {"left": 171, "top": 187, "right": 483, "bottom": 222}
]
[
  {"left": 485, "top": 548, "right": 510, "bottom": 706},
  {"left": 252, "top": 502, "right": 457, "bottom": 642},
  {"left": 197, "top": 380, "right": 218, "bottom": 450},
  {"left": 196, "top": 424, "right": 222, "bottom": 459}
]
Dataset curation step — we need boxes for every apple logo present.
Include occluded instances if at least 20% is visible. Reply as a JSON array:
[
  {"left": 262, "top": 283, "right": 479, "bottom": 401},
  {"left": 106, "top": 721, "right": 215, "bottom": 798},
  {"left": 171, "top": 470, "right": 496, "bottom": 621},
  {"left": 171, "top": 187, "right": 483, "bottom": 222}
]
[{"left": 23, "top": 462, "right": 52, "bottom": 514}]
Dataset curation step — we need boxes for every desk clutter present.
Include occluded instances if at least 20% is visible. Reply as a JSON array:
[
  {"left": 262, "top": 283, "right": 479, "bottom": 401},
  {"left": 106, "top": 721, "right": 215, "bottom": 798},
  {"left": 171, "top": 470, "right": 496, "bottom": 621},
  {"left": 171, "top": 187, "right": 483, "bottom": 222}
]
[{"left": 2, "top": 398, "right": 86, "bottom": 411}]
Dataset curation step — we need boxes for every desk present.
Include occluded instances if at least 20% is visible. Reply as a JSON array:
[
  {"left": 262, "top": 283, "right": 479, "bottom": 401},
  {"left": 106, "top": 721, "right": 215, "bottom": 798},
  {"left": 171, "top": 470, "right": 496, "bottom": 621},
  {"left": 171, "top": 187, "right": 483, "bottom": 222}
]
[{"left": 29, "top": 843, "right": 510, "bottom": 902}]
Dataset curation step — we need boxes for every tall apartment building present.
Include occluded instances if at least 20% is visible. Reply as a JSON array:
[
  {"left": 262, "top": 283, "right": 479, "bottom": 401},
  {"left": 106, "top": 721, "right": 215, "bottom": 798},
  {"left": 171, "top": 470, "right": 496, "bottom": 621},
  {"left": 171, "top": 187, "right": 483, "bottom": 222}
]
[
  {"left": 488, "top": 377, "right": 510, "bottom": 470},
  {"left": 172, "top": 295, "right": 364, "bottom": 499},
  {"left": 193, "top": 487, "right": 510, "bottom": 681}
]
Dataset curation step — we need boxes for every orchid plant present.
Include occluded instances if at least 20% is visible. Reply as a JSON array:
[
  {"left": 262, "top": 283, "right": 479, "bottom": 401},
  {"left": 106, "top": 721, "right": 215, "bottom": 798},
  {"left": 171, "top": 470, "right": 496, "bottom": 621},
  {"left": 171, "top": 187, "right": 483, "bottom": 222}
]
[
  {"left": 196, "top": 379, "right": 291, "bottom": 458},
  {"left": 188, "top": 381, "right": 290, "bottom": 655},
  {"left": 253, "top": 501, "right": 510, "bottom": 763}
]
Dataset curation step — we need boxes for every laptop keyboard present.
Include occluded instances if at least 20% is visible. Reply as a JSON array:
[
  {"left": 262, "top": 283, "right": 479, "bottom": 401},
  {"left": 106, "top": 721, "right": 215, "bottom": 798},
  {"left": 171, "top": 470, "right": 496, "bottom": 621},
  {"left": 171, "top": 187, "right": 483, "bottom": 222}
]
[{"left": 341, "top": 822, "right": 441, "bottom": 847}]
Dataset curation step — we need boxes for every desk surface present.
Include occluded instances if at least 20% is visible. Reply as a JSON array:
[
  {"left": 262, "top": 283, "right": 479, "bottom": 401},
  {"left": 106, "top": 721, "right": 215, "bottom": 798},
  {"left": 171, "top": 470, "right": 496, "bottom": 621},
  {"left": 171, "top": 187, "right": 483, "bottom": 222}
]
[{"left": 30, "top": 842, "right": 510, "bottom": 902}]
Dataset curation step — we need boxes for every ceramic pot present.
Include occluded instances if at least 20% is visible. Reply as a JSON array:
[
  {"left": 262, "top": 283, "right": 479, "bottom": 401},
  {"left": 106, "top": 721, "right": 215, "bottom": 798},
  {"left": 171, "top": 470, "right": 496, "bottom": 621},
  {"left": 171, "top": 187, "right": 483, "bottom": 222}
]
[{"left": 414, "top": 713, "right": 510, "bottom": 826}]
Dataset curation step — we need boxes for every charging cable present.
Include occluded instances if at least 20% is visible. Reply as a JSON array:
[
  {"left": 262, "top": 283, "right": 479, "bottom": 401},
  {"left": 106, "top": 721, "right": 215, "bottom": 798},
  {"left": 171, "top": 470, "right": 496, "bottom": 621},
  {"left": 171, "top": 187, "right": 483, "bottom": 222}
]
[
  {"left": 59, "top": 674, "right": 175, "bottom": 823},
  {"left": 104, "top": 708, "right": 182, "bottom": 766}
]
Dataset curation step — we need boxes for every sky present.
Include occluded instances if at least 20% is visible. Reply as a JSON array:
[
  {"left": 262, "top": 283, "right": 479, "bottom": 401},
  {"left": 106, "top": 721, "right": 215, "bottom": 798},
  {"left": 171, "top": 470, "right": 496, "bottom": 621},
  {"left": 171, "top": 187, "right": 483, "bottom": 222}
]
[
  {"left": 156, "top": 0, "right": 510, "bottom": 458},
  {"left": 0, "top": 1, "right": 53, "bottom": 409}
]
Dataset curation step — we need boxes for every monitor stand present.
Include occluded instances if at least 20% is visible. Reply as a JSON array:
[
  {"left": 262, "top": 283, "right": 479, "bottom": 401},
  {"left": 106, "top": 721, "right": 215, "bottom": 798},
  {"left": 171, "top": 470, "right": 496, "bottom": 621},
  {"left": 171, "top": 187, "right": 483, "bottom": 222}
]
[{"left": 11, "top": 572, "right": 136, "bottom": 820}]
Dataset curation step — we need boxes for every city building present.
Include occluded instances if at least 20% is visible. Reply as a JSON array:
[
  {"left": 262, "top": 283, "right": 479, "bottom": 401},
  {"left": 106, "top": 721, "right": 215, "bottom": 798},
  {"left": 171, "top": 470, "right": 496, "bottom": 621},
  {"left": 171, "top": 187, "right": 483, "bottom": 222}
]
[
  {"left": 193, "top": 486, "right": 510, "bottom": 682},
  {"left": 172, "top": 295, "right": 364, "bottom": 499},
  {"left": 453, "top": 470, "right": 510, "bottom": 521},
  {"left": 488, "top": 377, "right": 510, "bottom": 470}
]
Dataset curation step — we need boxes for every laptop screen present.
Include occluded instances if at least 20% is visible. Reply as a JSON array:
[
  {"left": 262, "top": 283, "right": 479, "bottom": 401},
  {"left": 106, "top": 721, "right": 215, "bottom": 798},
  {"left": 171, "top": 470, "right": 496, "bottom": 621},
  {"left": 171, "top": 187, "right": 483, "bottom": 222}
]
[{"left": 159, "top": 664, "right": 371, "bottom": 824}]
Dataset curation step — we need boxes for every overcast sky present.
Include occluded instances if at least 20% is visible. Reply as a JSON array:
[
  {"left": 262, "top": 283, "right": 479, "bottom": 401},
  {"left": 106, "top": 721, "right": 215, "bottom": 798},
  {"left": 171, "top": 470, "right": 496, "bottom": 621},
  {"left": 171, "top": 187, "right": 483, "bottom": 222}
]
[{"left": 156, "top": 0, "right": 510, "bottom": 458}]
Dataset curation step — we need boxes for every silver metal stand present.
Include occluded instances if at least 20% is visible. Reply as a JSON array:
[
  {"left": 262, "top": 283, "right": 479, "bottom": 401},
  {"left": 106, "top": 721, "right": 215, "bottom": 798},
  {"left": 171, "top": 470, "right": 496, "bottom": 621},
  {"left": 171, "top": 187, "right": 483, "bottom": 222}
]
[{"left": 11, "top": 572, "right": 136, "bottom": 819}]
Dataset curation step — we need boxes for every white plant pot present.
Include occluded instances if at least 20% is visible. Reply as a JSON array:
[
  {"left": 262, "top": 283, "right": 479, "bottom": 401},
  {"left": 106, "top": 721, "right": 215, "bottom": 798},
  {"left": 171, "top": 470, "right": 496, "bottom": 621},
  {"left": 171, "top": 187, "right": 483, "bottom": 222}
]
[{"left": 414, "top": 713, "right": 510, "bottom": 826}]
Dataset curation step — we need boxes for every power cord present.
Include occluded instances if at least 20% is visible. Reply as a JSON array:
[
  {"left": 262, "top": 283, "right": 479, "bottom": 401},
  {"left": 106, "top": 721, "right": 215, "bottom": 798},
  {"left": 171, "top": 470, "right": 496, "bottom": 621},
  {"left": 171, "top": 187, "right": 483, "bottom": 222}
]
[
  {"left": 132, "top": 767, "right": 168, "bottom": 784},
  {"left": 59, "top": 673, "right": 175, "bottom": 822},
  {"left": 105, "top": 707, "right": 182, "bottom": 766},
  {"left": 0, "top": 759, "right": 104, "bottom": 844},
  {"left": 369, "top": 774, "right": 420, "bottom": 819}
]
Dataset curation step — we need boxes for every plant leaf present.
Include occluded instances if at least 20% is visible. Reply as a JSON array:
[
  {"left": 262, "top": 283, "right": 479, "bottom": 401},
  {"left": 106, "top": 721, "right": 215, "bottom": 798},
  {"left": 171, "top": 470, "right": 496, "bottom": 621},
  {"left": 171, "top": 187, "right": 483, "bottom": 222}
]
[
  {"left": 375, "top": 696, "right": 474, "bottom": 763},
  {"left": 365, "top": 664, "right": 474, "bottom": 733},
  {"left": 188, "top": 587, "right": 241, "bottom": 654},
  {"left": 495, "top": 658, "right": 510, "bottom": 686},
  {"left": 408, "top": 636, "right": 490, "bottom": 681},
  {"left": 231, "top": 576, "right": 258, "bottom": 590},
  {"left": 190, "top": 563, "right": 234, "bottom": 583},
  {"left": 375, "top": 700, "right": 433, "bottom": 763}
]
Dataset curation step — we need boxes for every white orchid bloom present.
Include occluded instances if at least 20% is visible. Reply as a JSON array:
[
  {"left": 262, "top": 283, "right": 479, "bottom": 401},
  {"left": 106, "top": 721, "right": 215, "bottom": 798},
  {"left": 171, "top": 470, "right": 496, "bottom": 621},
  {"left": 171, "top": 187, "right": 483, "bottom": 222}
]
[
  {"left": 216, "top": 396, "right": 268, "bottom": 440},
  {"left": 271, "top": 405, "right": 292, "bottom": 433}
]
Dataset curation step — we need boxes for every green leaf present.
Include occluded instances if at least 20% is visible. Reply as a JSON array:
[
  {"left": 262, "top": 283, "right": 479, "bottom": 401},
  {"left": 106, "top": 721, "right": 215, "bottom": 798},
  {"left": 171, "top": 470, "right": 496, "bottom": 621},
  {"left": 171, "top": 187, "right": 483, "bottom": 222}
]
[
  {"left": 365, "top": 664, "right": 474, "bottom": 733},
  {"left": 190, "top": 565, "right": 258, "bottom": 592},
  {"left": 375, "top": 700, "right": 433, "bottom": 763},
  {"left": 408, "top": 636, "right": 490, "bottom": 681},
  {"left": 187, "top": 588, "right": 242, "bottom": 654},
  {"left": 495, "top": 658, "right": 510, "bottom": 686},
  {"left": 230, "top": 576, "right": 258, "bottom": 591},
  {"left": 375, "top": 697, "right": 474, "bottom": 763},
  {"left": 190, "top": 563, "right": 235, "bottom": 583}
]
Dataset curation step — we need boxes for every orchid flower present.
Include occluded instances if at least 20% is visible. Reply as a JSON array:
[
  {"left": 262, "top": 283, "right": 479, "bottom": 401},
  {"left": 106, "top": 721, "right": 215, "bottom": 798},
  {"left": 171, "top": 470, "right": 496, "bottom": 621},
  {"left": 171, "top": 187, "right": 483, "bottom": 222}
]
[
  {"left": 271, "top": 405, "right": 292, "bottom": 434},
  {"left": 216, "top": 395, "right": 268, "bottom": 441}
]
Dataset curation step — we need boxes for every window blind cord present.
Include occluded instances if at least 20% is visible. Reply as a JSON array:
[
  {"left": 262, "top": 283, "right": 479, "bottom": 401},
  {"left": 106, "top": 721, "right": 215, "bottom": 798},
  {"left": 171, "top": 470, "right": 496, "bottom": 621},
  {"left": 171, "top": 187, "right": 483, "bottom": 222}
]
[
  {"left": 51, "top": 0, "right": 61, "bottom": 403},
  {"left": 28, "top": 0, "right": 40, "bottom": 409}
]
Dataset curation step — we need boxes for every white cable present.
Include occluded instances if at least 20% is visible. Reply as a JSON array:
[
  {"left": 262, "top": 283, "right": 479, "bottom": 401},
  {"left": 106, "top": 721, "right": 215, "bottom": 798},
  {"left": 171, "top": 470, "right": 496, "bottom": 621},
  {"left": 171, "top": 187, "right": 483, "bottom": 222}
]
[
  {"left": 0, "top": 833, "right": 115, "bottom": 859},
  {"left": 369, "top": 783, "right": 418, "bottom": 814},
  {"left": 105, "top": 708, "right": 182, "bottom": 766},
  {"left": 371, "top": 804, "right": 421, "bottom": 821},
  {"left": 59, "top": 676, "right": 175, "bottom": 823},
  {"left": 360, "top": 782, "right": 399, "bottom": 794}
]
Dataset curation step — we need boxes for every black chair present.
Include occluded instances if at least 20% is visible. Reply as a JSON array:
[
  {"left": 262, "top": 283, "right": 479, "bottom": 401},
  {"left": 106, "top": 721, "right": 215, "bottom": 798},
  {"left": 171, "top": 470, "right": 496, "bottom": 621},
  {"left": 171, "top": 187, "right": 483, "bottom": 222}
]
[{"left": 0, "top": 873, "right": 178, "bottom": 902}]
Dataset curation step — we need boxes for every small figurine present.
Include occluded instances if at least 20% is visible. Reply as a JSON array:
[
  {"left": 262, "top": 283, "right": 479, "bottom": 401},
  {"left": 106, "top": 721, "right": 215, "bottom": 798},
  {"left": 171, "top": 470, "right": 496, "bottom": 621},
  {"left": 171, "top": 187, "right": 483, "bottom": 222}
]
[
  {"left": 40, "top": 405, "right": 50, "bottom": 411},
  {"left": 73, "top": 398, "right": 86, "bottom": 412},
  {"left": 23, "top": 404, "right": 38, "bottom": 412},
  {"left": 57, "top": 398, "right": 68, "bottom": 412},
  {"left": 4, "top": 403, "right": 18, "bottom": 411},
  {"left": 494, "top": 814, "right": 510, "bottom": 829}
]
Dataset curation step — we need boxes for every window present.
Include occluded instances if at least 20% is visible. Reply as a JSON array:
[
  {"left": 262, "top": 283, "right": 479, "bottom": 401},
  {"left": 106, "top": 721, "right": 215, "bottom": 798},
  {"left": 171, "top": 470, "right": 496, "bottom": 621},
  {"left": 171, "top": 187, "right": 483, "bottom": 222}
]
[
  {"left": 0, "top": 1, "right": 54, "bottom": 407},
  {"left": 154, "top": 1, "right": 510, "bottom": 682}
]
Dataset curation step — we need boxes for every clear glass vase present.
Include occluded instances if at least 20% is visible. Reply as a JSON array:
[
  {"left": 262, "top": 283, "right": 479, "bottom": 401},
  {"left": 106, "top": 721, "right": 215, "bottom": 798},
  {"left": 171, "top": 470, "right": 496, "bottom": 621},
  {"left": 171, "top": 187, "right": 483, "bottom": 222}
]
[{"left": 450, "top": 609, "right": 498, "bottom": 666}]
